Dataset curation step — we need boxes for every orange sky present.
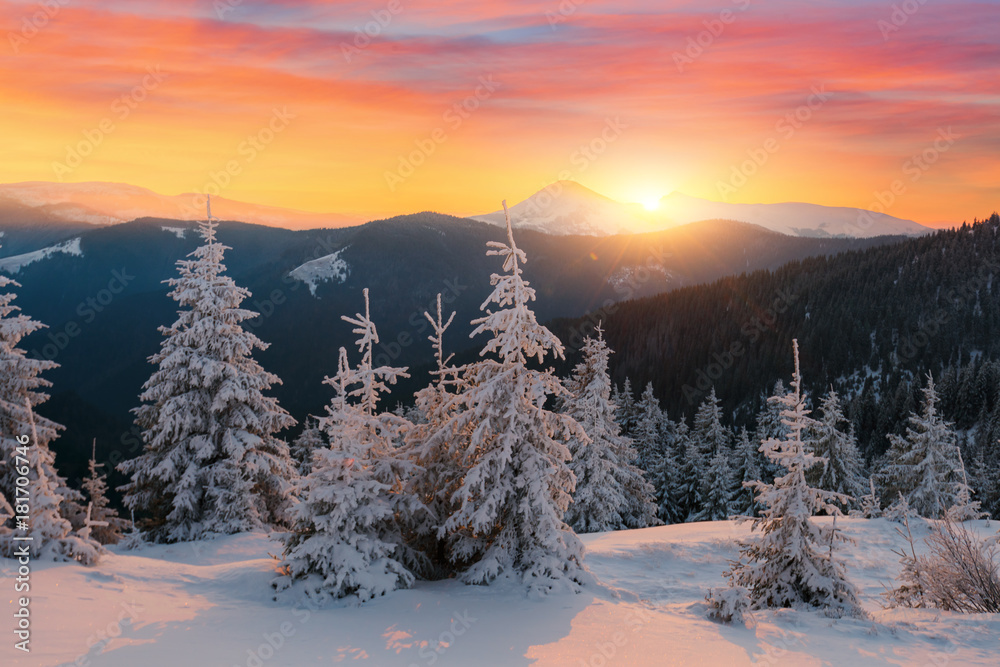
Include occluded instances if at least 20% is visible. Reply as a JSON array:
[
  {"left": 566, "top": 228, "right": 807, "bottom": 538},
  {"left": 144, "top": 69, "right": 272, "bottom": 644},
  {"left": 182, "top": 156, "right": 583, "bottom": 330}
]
[{"left": 1, "top": 0, "right": 997, "bottom": 225}]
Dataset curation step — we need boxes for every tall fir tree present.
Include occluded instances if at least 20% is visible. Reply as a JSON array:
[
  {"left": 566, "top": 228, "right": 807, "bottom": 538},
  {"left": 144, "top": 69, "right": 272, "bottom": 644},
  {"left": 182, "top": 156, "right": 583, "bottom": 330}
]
[
  {"left": 276, "top": 289, "right": 423, "bottom": 603},
  {"left": 405, "top": 293, "right": 463, "bottom": 565},
  {"left": 119, "top": 202, "right": 296, "bottom": 542},
  {"left": 730, "top": 427, "right": 762, "bottom": 518},
  {"left": 691, "top": 447, "right": 734, "bottom": 522},
  {"left": 807, "top": 389, "right": 866, "bottom": 511},
  {"left": 650, "top": 418, "right": 687, "bottom": 524},
  {"left": 720, "top": 340, "right": 860, "bottom": 617},
  {"left": 0, "top": 268, "right": 98, "bottom": 563},
  {"left": 289, "top": 417, "right": 326, "bottom": 476},
  {"left": 432, "top": 202, "right": 588, "bottom": 594},
  {"left": 613, "top": 378, "right": 637, "bottom": 437},
  {"left": 632, "top": 382, "right": 664, "bottom": 472},
  {"left": 563, "top": 329, "right": 658, "bottom": 532},
  {"left": 882, "top": 375, "right": 964, "bottom": 519}
]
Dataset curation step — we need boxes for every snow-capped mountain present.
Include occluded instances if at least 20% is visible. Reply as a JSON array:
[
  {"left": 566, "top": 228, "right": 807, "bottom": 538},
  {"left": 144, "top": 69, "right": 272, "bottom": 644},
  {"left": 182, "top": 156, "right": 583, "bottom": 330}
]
[
  {"left": 471, "top": 181, "right": 934, "bottom": 239},
  {"left": 0, "top": 181, "right": 360, "bottom": 230}
]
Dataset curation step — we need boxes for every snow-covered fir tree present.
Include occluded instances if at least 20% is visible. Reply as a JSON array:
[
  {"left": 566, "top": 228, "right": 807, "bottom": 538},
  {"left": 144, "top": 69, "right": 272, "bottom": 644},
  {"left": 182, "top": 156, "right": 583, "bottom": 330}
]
[
  {"left": 562, "top": 328, "right": 658, "bottom": 532},
  {"left": 849, "top": 476, "right": 883, "bottom": 519},
  {"left": 718, "top": 340, "right": 860, "bottom": 617},
  {"left": 946, "top": 449, "right": 987, "bottom": 521},
  {"left": 276, "top": 289, "right": 424, "bottom": 604},
  {"left": 649, "top": 417, "right": 686, "bottom": 524},
  {"left": 968, "top": 448, "right": 999, "bottom": 519},
  {"left": 81, "top": 440, "right": 128, "bottom": 545},
  {"left": 431, "top": 202, "right": 588, "bottom": 594},
  {"left": 119, "top": 203, "right": 297, "bottom": 542},
  {"left": 730, "top": 427, "right": 762, "bottom": 518},
  {"left": 290, "top": 417, "right": 326, "bottom": 476},
  {"left": 754, "top": 380, "right": 788, "bottom": 483},
  {"left": 612, "top": 377, "right": 637, "bottom": 437},
  {"left": 0, "top": 268, "right": 98, "bottom": 563},
  {"left": 679, "top": 388, "right": 731, "bottom": 522},
  {"left": 405, "top": 293, "right": 463, "bottom": 565},
  {"left": 882, "top": 375, "right": 964, "bottom": 519},
  {"left": 807, "top": 389, "right": 866, "bottom": 512},
  {"left": 631, "top": 382, "right": 663, "bottom": 472},
  {"left": 691, "top": 447, "right": 734, "bottom": 522}
]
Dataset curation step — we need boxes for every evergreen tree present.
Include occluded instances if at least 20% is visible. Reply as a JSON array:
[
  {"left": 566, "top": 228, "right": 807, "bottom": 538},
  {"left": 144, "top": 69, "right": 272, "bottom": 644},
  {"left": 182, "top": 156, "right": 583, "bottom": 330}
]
[
  {"left": 882, "top": 375, "right": 963, "bottom": 519},
  {"left": 613, "top": 378, "right": 637, "bottom": 436},
  {"left": 632, "top": 382, "right": 664, "bottom": 472},
  {"left": 81, "top": 440, "right": 128, "bottom": 545},
  {"left": 946, "top": 449, "right": 987, "bottom": 521},
  {"left": 0, "top": 268, "right": 98, "bottom": 563},
  {"left": 649, "top": 419, "right": 687, "bottom": 524},
  {"left": 849, "top": 476, "right": 883, "bottom": 519},
  {"left": 563, "top": 329, "right": 658, "bottom": 532},
  {"left": 275, "top": 289, "right": 422, "bottom": 604},
  {"left": 730, "top": 427, "right": 762, "bottom": 518},
  {"left": 405, "top": 293, "right": 462, "bottom": 564},
  {"left": 432, "top": 202, "right": 587, "bottom": 594},
  {"left": 290, "top": 417, "right": 326, "bottom": 476},
  {"left": 119, "top": 204, "right": 297, "bottom": 542},
  {"left": 807, "top": 389, "right": 866, "bottom": 511},
  {"left": 681, "top": 388, "right": 731, "bottom": 521},
  {"left": 754, "top": 380, "right": 788, "bottom": 483},
  {"left": 691, "top": 447, "right": 734, "bottom": 522},
  {"left": 719, "top": 340, "right": 860, "bottom": 617}
]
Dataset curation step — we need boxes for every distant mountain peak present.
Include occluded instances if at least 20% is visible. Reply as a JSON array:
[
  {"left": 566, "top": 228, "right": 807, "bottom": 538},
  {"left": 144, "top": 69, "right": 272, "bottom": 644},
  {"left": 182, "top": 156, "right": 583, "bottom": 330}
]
[{"left": 471, "top": 183, "right": 934, "bottom": 239}]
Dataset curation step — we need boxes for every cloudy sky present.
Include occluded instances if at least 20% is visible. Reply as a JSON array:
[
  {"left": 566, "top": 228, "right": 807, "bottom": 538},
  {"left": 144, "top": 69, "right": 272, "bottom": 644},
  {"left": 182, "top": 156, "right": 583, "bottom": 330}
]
[{"left": 2, "top": 0, "right": 997, "bottom": 225}]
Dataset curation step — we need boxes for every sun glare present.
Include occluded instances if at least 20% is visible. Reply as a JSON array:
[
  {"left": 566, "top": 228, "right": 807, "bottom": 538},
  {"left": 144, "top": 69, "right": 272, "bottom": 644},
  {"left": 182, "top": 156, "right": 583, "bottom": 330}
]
[{"left": 642, "top": 196, "right": 661, "bottom": 211}]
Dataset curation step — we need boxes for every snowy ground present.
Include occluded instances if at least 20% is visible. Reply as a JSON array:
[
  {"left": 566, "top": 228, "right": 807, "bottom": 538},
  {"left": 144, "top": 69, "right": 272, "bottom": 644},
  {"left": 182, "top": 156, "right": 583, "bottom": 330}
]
[{"left": 3, "top": 518, "right": 999, "bottom": 666}]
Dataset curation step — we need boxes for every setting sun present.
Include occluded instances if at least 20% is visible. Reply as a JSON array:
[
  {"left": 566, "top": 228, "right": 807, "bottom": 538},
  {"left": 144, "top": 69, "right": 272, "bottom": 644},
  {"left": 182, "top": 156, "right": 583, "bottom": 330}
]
[{"left": 642, "top": 196, "right": 662, "bottom": 211}]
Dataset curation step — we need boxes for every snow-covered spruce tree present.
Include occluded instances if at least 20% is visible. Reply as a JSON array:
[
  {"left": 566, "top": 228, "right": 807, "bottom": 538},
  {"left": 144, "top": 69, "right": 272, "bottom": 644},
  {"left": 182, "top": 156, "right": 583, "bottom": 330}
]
[
  {"left": 562, "top": 328, "right": 658, "bottom": 533},
  {"left": 433, "top": 201, "right": 588, "bottom": 594},
  {"left": 0, "top": 268, "right": 98, "bottom": 563},
  {"left": 679, "top": 388, "right": 731, "bottom": 522},
  {"left": 713, "top": 340, "right": 861, "bottom": 618},
  {"left": 946, "top": 449, "right": 987, "bottom": 522},
  {"left": 691, "top": 447, "right": 734, "bottom": 522},
  {"left": 405, "top": 293, "right": 464, "bottom": 566},
  {"left": 290, "top": 417, "right": 326, "bottom": 476},
  {"left": 807, "top": 389, "right": 866, "bottom": 512},
  {"left": 612, "top": 377, "right": 637, "bottom": 437},
  {"left": 649, "top": 418, "right": 686, "bottom": 524},
  {"left": 81, "top": 440, "right": 128, "bottom": 545},
  {"left": 849, "top": 476, "right": 883, "bottom": 519},
  {"left": 276, "top": 289, "right": 425, "bottom": 604},
  {"left": 730, "top": 427, "right": 762, "bottom": 518},
  {"left": 118, "top": 206, "right": 296, "bottom": 542},
  {"left": 632, "top": 382, "right": 663, "bottom": 472},
  {"left": 882, "top": 375, "right": 963, "bottom": 519},
  {"left": 676, "top": 435, "right": 706, "bottom": 522},
  {"left": 754, "top": 380, "right": 788, "bottom": 483}
]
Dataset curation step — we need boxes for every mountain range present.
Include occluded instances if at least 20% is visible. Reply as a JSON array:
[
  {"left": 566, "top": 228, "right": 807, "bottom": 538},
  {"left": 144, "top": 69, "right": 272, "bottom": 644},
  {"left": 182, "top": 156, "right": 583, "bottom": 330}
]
[
  {"left": 0, "top": 181, "right": 935, "bottom": 253},
  {"left": 471, "top": 181, "right": 934, "bottom": 238}
]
